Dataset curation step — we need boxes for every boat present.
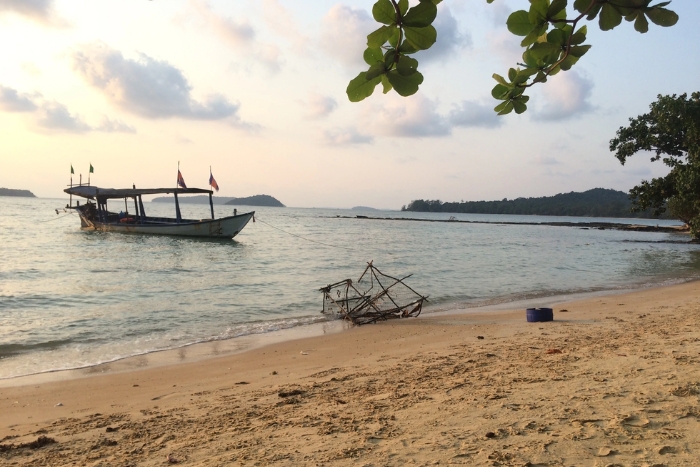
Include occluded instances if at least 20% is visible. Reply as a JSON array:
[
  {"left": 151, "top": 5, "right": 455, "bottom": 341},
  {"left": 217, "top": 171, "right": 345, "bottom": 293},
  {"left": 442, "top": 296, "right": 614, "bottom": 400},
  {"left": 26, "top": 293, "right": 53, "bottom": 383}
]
[{"left": 64, "top": 185, "right": 254, "bottom": 239}]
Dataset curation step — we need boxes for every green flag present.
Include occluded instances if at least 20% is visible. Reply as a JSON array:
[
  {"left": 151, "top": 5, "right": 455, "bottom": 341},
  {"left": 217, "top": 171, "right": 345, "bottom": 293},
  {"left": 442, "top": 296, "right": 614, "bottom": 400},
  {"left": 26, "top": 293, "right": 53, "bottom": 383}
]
[
  {"left": 71, "top": 165, "right": 74, "bottom": 174},
  {"left": 89, "top": 164, "right": 94, "bottom": 173}
]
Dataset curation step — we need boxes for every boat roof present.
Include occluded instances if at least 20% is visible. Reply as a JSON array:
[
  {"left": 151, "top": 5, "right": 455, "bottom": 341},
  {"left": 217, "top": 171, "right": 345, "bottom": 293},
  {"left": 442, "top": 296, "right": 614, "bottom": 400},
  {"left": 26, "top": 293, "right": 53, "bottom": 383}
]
[{"left": 64, "top": 186, "right": 213, "bottom": 200}]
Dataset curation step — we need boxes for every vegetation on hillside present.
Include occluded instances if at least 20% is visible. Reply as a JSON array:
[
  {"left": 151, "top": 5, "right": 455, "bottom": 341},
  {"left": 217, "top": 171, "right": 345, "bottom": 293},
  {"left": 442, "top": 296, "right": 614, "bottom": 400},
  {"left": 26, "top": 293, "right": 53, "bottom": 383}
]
[{"left": 402, "top": 188, "right": 666, "bottom": 218}]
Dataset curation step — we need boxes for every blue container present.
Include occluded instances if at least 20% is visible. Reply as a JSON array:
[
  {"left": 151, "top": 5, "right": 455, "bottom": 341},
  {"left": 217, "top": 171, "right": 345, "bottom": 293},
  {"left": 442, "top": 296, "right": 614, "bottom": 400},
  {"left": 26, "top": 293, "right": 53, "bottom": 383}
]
[{"left": 526, "top": 307, "right": 553, "bottom": 322}]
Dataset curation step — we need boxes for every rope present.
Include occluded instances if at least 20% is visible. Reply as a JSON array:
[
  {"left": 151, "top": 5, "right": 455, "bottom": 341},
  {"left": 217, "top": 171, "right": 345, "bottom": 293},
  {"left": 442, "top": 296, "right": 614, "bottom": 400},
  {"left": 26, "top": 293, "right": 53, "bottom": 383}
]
[
  {"left": 40, "top": 211, "right": 77, "bottom": 223},
  {"left": 255, "top": 217, "right": 356, "bottom": 251}
]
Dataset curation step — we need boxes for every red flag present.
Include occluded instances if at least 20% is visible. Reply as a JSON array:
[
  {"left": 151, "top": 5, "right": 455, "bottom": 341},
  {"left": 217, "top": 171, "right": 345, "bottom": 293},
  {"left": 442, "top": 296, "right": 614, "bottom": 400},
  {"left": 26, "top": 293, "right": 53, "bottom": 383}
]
[
  {"left": 177, "top": 170, "right": 187, "bottom": 189},
  {"left": 209, "top": 171, "right": 219, "bottom": 192}
]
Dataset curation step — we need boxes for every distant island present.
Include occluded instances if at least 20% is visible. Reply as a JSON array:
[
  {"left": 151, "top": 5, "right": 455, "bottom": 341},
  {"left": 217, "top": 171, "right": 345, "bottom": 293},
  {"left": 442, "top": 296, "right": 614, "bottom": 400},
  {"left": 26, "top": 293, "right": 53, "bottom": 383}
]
[
  {"left": 402, "top": 188, "right": 669, "bottom": 219},
  {"left": 225, "top": 195, "right": 285, "bottom": 208},
  {"left": 351, "top": 206, "right": 379, "bottom": 211},
  {"left": 151, "top": 194, "right": 285, "bottom": 207},
  {"left": 0, "top": 188, "right": 36, "bottom": 197}
]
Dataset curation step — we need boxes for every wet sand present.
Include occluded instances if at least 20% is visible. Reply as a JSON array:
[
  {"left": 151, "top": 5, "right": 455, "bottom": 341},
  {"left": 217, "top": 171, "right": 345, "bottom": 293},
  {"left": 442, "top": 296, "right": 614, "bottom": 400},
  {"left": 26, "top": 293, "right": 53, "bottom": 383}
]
[{"left": 2, "top": 281, "right": 700, "bottom": 466}]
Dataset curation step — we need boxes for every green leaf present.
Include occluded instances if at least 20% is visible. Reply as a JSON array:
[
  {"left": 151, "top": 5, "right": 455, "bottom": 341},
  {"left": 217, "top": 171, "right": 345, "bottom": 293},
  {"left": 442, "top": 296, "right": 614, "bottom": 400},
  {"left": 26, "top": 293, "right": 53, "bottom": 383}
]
[
  {"left": 363, "top": 47, "right": 383, "bottom": 65},
  {"left": 492, "top": 73, "right": 508, "bottom": 86},
  {"left": 569, "top": 45, "right": 591, "bottom": 57},
  {"left": 384, "top": 49, "right": 397, "bottom": 68},
  {"left": 495, "top": 100, "right": 514, "bottom": 115},
  {"left": 548, "top": 0, "right": 568, "bottom": 19},
  {"left": 372, "top": 0, "right": 396, "bottom": 25},
  {"left": 508, "top": 68, "right": 517, "bottom": 82},
  {"left": 529, "top": 42, "right": 560, "bottom": 62},
  {"left": 491, "top": 84, "right": 510, "bottom": 99},
  {"left": 404, "top": 25, "right": 437, "bottom": 50},
  {"left": 403, "top": 1, "right": 438, "bottom": 27},
  {"left": 398, "top": 40, "right": 418, "bottom": 54},
  {"left": 346, "top": 72, "right": 382, "bottom": 102},
  {"left": 573, "top": 0, "right": 590, "bottom": 14},
  {"left": 381, "top": 74, "right": 393, "bottom": 94},
  {"left": 646, "top": 7, "right": 679, "bottom": 27},
  {"left": 547, "top": 28, "right": 567, "bottom": 47},
  {"left": 634, "top": 12, "right": 649, "bottom": 32},
  {"left": 529, "top": 0, "right": 549, "bottom": 24},
  {"left": 559, "top": 54, "right": 579, "bottom": 71},
  {"left": 570, "top": 25, "right": 587, "bottom": 45},
  {"left": 387, "top": 69, "right": 424, "bottom": 96},
  {"left": 388, "top": 26, "right": 401, "bottom": 47},
  {"left": 396, "top": 55, "right": 419, "bottom": 76},
  {"left": 513, "top": 68, "right": 537, "bottom": 84},
  {"left": 599, "top": 3, "right": 623, "bottom": 30},
  {"left": 513, "top": 98, "right": 528, "bottom": 114},
  {"left": 520, "top": 26, "right": 547, "bottom": 47},
  {"left": 367, "top": 25, "right": 395, "bottom": 48},
  {"left": 398, "top": 0, "right": 409, "bottom": 15},
  {"left": 366, "top": 61, "right": 386, "bottom": 80},
  {"left": 506, "top": 10, "right": 533, "bottom": 36}
]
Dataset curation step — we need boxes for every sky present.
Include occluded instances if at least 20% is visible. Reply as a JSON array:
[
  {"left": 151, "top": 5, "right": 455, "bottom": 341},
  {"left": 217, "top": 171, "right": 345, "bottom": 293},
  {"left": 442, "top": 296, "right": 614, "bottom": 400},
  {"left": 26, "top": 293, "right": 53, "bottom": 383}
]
[{"left": 0, "top": 0, "right": 698, "bottom": 209}]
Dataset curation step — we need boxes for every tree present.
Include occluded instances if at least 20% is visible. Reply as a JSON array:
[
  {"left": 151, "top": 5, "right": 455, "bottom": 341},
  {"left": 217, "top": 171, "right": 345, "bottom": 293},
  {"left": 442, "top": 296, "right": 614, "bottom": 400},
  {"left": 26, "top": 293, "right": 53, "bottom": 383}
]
[
  {"left": 347, "top": 0, "right": 678, "bottom": 115},
  {"left": 611, "top": 92, "right": 700, "bottom": 237}
]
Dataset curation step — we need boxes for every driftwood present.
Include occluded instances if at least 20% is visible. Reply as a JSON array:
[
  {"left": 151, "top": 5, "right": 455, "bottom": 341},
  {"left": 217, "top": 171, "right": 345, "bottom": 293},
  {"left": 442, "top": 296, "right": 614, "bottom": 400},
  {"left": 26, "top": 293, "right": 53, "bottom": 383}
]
[{"left": 320, "top": 262, "right": 428, "bottom": 325}]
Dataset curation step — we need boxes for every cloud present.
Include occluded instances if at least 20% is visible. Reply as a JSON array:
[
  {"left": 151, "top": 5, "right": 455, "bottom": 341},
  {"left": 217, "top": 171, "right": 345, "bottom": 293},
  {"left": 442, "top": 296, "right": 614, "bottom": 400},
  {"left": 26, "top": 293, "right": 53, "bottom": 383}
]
[
  {"left": 364, "top": 94, "right": 451, "bottom": 138},
  {"left": 531, "top": 71, "right": 595, "bottom": 121},
  {"left": 261, "top": 0, "right": 309, "bottom": 53},
  {"left": 35, "top": 102, "right": 92, "bottom": 133},
  {"left": 533, "top": 155, "right": 561, "bottom": 165},
  {"left": 0, "top": 0, "right": 66, "bottom": 26},
  {"left": 0, "top": 84, "right": 135, "bottom": 134},
  {"left": 188, "top": 0, "right": 282, "bottom": 73},
  {"left": 71, "top": 43, "right": 254, "bottom": 129},
  {"left": 96, "top": 117, "right": 136, "bottom": 133},
  {"left": 302, "top": 94, "right": 338, "bottom": 120},
  {"left": 322, "top": 127, "right": 373, "bottom": 146},
  {"left": 449, "top": 100, "right": 503, "bottom": 128},
  {"left": 320, "top": 4, "right": 375, "bottom": 68},
  {"left": 0, "top": 85, "right": 38, "bottom": 112},
  {"left": 486, "top": 1, "right": 512, "bottom": 28},
  {"left": 418, "top": 6, "right": 472, "bottom": 63},
  {"left": 486, "top": 30, "right": 523, "bottom": 66}
]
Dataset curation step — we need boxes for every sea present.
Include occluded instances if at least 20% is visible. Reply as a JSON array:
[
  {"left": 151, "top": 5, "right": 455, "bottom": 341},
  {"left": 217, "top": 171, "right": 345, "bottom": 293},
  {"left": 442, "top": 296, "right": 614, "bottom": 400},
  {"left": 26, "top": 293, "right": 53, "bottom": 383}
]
[{"left": 1, "top": 196, "right": 698, "bottom": 381}]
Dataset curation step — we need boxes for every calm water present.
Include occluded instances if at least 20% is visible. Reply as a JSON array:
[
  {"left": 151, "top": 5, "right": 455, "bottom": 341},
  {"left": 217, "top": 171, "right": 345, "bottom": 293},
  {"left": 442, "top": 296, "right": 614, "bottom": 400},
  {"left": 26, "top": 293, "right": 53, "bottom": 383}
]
[{"left": 1, "top": 196, "right": 698, "bottom": 379}]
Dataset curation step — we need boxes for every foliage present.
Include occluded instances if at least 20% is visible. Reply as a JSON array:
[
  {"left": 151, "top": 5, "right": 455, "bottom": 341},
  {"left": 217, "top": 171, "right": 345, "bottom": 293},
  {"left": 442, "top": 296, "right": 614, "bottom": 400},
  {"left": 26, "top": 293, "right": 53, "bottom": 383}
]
[
  {"left": 348, "top": 0, "right": 678, "bottom": 114},
  {"left": 611, "top": 92, "right": 700, "bottom": 237},
  {"left": 402, "top": 188, "right": 665, "bottom": 218}
]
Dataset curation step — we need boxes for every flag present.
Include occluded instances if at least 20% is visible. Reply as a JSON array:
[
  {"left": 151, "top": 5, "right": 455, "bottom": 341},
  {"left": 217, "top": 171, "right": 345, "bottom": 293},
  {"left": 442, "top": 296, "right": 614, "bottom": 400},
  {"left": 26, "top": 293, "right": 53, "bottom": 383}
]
[
  {"left": 89, "top": 164, "right": 94, "bottom": 173},
  {"left": 70, "top": 165, "right": 74, "bottom": 174},
  {"left": 177, "top": 170, "right": 187, "bottom": 189},
  {"left": 209, "top": 171, "right": 219, "bottom": 192}
]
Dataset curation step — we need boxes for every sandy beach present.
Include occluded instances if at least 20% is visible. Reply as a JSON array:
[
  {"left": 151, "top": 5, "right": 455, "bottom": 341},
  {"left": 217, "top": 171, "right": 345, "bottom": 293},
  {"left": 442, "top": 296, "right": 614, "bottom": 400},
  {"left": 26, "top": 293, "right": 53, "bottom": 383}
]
[{"left": 2, "top": 282, "right": 700, "bottom": 466}]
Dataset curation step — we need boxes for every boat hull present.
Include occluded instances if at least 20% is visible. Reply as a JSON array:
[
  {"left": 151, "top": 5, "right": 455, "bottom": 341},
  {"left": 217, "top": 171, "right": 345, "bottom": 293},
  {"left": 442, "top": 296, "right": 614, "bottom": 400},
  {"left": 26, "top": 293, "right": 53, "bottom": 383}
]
[{"left": 78, "top": 212, "right": 254, "bottom": 239}]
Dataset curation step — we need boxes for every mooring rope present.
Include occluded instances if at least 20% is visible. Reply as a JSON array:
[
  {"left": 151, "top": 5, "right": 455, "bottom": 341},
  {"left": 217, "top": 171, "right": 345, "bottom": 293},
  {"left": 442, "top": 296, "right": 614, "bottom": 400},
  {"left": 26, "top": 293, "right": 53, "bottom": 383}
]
[
  {"left": 40, "top": 211, "right": 77, "bottom": 223},
  {"left": 254, "top": 217, "right": 356, "bottom": 251}
]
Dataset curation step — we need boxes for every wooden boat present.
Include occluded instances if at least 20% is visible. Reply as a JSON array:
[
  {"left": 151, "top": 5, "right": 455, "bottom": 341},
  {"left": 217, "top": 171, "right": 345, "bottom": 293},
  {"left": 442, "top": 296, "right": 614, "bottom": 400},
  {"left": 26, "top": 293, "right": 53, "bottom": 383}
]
[{"left": 64, "top": 185, "right": 254, "bottom": 239}]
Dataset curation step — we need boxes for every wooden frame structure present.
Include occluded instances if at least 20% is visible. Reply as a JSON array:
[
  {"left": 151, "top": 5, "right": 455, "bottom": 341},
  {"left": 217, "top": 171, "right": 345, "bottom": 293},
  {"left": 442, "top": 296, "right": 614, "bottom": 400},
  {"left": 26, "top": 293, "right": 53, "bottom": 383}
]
[{"left": 320, "top": 262, "right": 428, "bottom": 325}]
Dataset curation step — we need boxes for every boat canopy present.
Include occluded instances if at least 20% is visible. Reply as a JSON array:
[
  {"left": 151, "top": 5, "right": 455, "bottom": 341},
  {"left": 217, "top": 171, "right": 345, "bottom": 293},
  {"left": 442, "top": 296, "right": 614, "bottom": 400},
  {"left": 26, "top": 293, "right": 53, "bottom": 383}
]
[{"left": 64, "top": 186, "right": 213, "bottom": 200}]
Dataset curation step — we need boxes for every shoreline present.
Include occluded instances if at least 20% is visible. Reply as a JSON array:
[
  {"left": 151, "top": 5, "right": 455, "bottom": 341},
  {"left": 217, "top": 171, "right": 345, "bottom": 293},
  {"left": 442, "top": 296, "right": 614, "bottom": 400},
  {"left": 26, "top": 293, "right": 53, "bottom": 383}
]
[
  {"left": 0, "top": 275, "right": 693, "bottom": 385},
  {"left": 2, "top": 276, "right": 697, "bottom": 385},
  {"left": 2, "top": 280, "right": 700, "bottom": 465}
]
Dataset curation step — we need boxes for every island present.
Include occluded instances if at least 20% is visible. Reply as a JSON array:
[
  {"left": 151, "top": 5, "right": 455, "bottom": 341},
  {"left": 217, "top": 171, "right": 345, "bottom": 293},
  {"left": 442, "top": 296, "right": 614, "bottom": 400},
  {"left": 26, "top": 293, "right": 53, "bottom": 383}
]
[
  {"left": 224, "top": 195, "right": 285, "bottom": 208},
  {"left": 151, "top": 194, "right": 285, "bottom": 207},
  {"left": 152, "top": 195, "right": 236, "bottom": 205},
  {"left": 0, "top": 188, "right": 36, "bottom": 197},
  {"left": 402, "top": 188, "right": 669, "bottom": 219}
]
